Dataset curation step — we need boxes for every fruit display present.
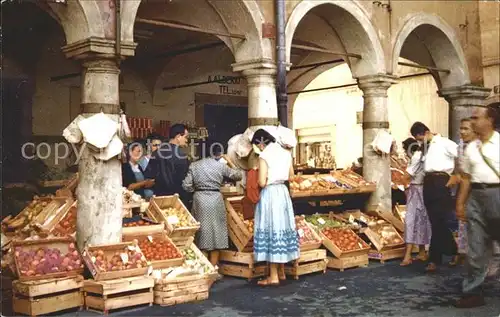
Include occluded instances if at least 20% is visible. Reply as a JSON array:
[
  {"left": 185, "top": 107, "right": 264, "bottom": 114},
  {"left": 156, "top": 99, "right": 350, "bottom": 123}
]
[
  {"left": 367, "top": 221, "right": 403, "bottom": 246},
  {"left": 235, "top": 211, "right": 254, "bottom": 234},
  {"left": 295, "top": 217, "right": 321, "bottom": 246},
  {"left": 290, "top": 175, "right": 353, "bottom": 192},
  {"left": 321, "top": 228, "right": 369, "bottom": 252},
  {"left": 338, "top": 169, "right": 373, "bottom": 186},
  {"left": 136, "top": 237, "right": 182, "bottom": 261},
  {"left": 3, "top": 197, "right": 50, "bottom": 231},
  {"left": 52, "top": 206, "right": 77, "bottom": 237},
  {"left": 14, "top": 242, "right": 84, "bottom": 277},
  {"left": 123, "top": 188, "right": 144, "bottom": 205},
  {"left": 123, "top": 219, "right": 155, "bottom": 227},
  {"left": 88, "top": 246, "right": 149, "bottom": 272},
  {"left": 160, "top": 207, "right": 197, "bottom": 227},
  {"left": 305, "top": 214, "right": 345, "bottom": 230},
  {"left": 151, "top": 246, "right": 215, "bottom": 281}
]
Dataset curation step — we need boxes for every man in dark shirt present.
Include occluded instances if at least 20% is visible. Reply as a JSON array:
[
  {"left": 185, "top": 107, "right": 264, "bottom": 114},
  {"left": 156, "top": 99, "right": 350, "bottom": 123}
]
[{"left": 146, "top": 124, "right": 191, "bottom": 207}]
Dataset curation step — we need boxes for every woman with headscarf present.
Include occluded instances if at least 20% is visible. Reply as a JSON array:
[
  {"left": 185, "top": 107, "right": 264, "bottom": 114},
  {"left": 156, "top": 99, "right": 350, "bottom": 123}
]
[
  {"left": 251, "top": 129, "right": 299, "bottom": 286},
  {"left": 400, "top": 137, "right": 432, "bottom": 266},
  {"left": 182, "top": 140, "right": 242, "bottom": 266},
  {"left": 122, "top": 143, "right": 155, "bottom": 199}
]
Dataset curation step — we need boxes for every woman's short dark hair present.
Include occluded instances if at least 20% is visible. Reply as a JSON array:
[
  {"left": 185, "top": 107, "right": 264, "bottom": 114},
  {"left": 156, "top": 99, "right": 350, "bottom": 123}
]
[
  {"left": 410, "top": 122, "right": 430, "bottom": 137},
  {"left": 204, "top": 139, "right": 223, "bottom": 157},
  {"left": 169, "top": 124, "right": 187, "bottom": 140},
  {"left": 126, "top": 142, "right": 142, "bottom": 161},
  {"left": 402, "top": 137, "right": 419, "bottom": 155},
  {"left": 251, "top": 129, "right": 276, "bottom": 146}
]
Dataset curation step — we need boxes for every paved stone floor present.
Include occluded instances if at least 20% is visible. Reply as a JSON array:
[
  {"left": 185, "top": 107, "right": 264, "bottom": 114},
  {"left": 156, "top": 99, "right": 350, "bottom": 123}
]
[{"left": 12, "top": 259, "right": 495, "bottom": 317}]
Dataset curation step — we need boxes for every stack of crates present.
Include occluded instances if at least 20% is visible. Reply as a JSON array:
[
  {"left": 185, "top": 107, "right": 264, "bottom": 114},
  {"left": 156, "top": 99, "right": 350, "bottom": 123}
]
[
  {"left": 127, "top": 117, "right": 153, "bottom": 139},
  {"left": 155, "top": 120, "right": 171, "bottom": 139}
]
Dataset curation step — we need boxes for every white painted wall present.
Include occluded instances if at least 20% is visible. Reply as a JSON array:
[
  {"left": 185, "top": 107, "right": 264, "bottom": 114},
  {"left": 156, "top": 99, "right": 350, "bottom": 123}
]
[{"left": 293, "top": 63, "right": 449, "bottom": 169}]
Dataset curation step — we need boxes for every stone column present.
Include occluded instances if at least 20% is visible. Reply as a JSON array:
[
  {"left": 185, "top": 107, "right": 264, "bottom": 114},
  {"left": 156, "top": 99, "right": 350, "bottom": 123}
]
[
  {"left": 233, "top": 60, "right": 279, "bottom": 128},
  {"left": 62, "top": 37, "right": 136, "bottom": 249},
  {"left": 357, "top": 74, "right": 398, "bottom": 213},
  {"left": 438, "top": 85, "right": 491, "bottom": 143},
  {"left": 73, "top": 58, "right": 123, "bottom": 249}
]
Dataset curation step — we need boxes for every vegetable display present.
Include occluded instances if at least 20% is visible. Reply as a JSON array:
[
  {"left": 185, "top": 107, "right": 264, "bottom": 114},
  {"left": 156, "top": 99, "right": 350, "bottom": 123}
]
[
  {"left": 4, "top": 197, "right": 49, "bottom": 231},
  {"left": 160, "top": 207, "right": 196, "bottom": 227},
  {"left": 295, "top": 217, "right": 320, "bottom": 245},
  {"left": 52, "top": 206, "right": 76, "bottom": 236},
  {"left": 305, "top": 214, "right": 344, "bottom": 229},
  {"left": 123, "top": 220, "right": 153, "bottom": 227},
  {"left": 322, "top": 228, "right": 369, "bottom": 252},
  {"left": 235, "top": 211, "right": 254, "bottom": 234},
  {"left": 14, "top": 242, "right": 84, "bottom": 277},
  {"left": 89, "top": 247, "right": 148, "bottom": 272},
  {"left": 367, "top": 221, "right": 403, "bottom": 246},
  {"left": 136, "top": 237, "right": 182, "bottom": 261}
]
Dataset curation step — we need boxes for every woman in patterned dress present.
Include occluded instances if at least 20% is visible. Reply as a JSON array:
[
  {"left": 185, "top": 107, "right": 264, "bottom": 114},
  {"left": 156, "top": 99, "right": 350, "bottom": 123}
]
[
  {"left": 401, "top": 137, "right": 432, "bottom": 266},
  {"left": 251, "top": 129, "right": 299, "bottom": 286},
  {"left": 182, "top": 141, "right": 242, "bottom": 266}
]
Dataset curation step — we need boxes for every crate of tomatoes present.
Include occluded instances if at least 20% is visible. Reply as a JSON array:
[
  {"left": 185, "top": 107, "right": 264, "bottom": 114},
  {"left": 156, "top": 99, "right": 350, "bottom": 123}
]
[
  {"left": 122, "top": 231, "right": 184, "bottom": 270},
  {"left": 320, "top": 228, "right": 371, "bottom": 259}
]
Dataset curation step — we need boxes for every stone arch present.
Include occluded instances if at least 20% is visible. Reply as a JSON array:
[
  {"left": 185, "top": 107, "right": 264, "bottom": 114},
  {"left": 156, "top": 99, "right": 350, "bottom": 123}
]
[
  {"left": 391, "top": 13, "right": 470, "bottom": 88},
  {"left": 132, "top": 0, "right": 271, "bottom": 63},
  {"left": 285, "top": 0, "right": 386, "bottom": 77}
]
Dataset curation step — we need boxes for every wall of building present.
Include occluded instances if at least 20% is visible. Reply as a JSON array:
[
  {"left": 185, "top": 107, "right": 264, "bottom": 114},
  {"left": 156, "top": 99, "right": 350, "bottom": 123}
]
[
  {"left": 479, "top": 1, "right": 500, "bottom": 100},
  {"left": 293, "top": 63, "right": 448, "bottom": 168}
]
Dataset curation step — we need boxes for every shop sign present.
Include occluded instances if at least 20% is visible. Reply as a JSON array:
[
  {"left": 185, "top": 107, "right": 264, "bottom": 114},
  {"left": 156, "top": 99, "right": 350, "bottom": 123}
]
[{"left": 208, "top": 74, "right": 243, "bottom": 96}]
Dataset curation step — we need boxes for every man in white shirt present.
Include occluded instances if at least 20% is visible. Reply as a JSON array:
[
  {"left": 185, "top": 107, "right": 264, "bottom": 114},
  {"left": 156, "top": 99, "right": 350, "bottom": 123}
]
[
  {"left": 455, "top": 105, "right": 500, "bottom": 308},
  {"left": 410, "top": 122, "right": 459, "bottom": 272}
]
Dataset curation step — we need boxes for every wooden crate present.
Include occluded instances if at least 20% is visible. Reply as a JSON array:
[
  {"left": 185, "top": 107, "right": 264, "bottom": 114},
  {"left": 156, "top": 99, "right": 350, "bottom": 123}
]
[
  {"left": 147, "top": 195, "right": 200, "bottom": 239},
  {"left": 12, "top": 275, "right": 84, "bottom": 316},
  {"left": 296, "top": 216, "right": 323, "bottom": 252},
  {"left": 368, "top": 247, "right": 406, "bottom": 263},
  {"left": 32, "top": 197, "right": 73, "bottom": 233},
  {"left": 285, "top": 249, "right": 328, "bottom": 280},
  {"left": 218, "top": 250, "right": 267, "bottom": 281},
  {"left": 153, "top": 274, "right": 213, "bottom": 306},
  {"left": 363, "top": 224, "right": 405, "bottom": 252},
  {"left": 12, "top": 237, "right": 84, "bottom": 281},
  {"left": 122, "top": 217, "right": 165, "bottom": 236},
  {"left": 84, "top": 276, "right": 154, "bottom": 315},
  {"left": 394, "top": 204, "right": 407, "bottom": 224},
  {"left": 319, "top": 228, "right": 371, "bottom": 259},
  {"left": 3, "top": 197, "right": 53, "bottom": 233},
  {"left": 47, "top": 201, "right": 77, "bottom": 237},
  {"left": 121, "top": 230, "right": 184, "bottom": 269},
  {"left": 82, "top": 242, "right": 149, "bottom": 281},
  {"left": 225, "top": 197, "right": 253, "bottom": 252},
  {"left": 366, "top": 208, "right": 405, "bottom": 233},
  {"left": 327, "top": 254, "right": 369, "bottom": 272}
]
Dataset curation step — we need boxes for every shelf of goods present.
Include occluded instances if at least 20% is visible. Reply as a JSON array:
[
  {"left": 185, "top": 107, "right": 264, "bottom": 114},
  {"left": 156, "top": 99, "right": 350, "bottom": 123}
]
[
  {"left": 336, "top": 210, "right": 406, "bottom": 263},
  {"left": 303, "top": 213, "right": 369, "bottom": 271},
  {"left": 12, "top": 275, "right": 84, "bottom": 317},
  {"left": 83, "top": 276, "right": 154, "bottom": 314},
  {"left": 121, "top": 227, "right": 184, "bottom": 270},
  {"left": 152, "top": 238, "right": 217, "bottom": 306},
  {"left": 290, "top": 169, "right": 376, "bottom": 198},
  {"left": 147, "top": 195, "right": 200, "bottom": 241}
]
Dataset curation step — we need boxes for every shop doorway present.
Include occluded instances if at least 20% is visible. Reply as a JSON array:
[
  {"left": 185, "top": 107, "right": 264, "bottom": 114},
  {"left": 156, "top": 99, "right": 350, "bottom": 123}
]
[
  {"left": 1, "top": 78, "right": 34, "bottom": 183},
  {"left": 203, "top": 104, "right": 248, "bottom": 152}
]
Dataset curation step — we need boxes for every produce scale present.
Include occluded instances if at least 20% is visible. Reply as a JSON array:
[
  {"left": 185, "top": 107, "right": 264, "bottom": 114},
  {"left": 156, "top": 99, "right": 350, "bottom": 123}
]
[{"left": 1, "top": 169, "right": 408, "bottom": 316}]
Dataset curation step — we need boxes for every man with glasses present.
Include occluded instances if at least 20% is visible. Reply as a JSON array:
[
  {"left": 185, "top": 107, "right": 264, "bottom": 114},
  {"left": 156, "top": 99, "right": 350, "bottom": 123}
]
[
  {"left": 139, "top": 133, "right": 163, "bottom": 171},
  {"left": 147, "top": 124, "right": 192, "bottom": 207}
]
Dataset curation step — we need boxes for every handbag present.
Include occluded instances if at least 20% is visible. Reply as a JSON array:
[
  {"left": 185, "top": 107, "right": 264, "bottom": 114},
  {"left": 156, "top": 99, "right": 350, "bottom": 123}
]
[{"left": 242, "top": 169, "right": 260, "bottom": 220}]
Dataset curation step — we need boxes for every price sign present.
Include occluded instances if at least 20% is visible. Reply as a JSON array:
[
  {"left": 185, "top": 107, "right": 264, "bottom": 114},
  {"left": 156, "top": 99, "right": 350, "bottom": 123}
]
[
  {"left": 147, "top": 265, "right": 153, "bottom": 276},
  {"left": 167, "top": 215, "right": 179, "bottom": 225},
  {"left": 127, "top": 245, "right": 136, "bottom": 251},
  {"left": 91, "top": 256, "right": 96, "bottom": 263},
  {"left": 298, "top": 229, "right": 305, "bottom": 238},
  {"left": 147, "top": 236, "right": 153, "bottom": 243},
  {"left": 318, "top": 218, "right": 326, "bottom": 225},
  {"left": 349, "top": 215, "right": 355, "bottom": 223},
  {"left": 120, "top": 253, "right": 129, "bottom": 264},
  {"left": 359, "top": 216, "right": 367, "bottom": 223}
]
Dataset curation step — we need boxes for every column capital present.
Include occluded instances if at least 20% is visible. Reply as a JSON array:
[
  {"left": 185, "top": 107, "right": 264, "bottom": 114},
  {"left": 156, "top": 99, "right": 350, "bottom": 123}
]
[
  {"left": 438, "top": 85, "right": 491, "bottom": 107},
  {"left": 357, "top": 74, "right": 398, "bottom": 97},
  {"left": 232, "top": 58, "right": 277, "bottom": 76},
  {"left": 62, "top": 37, "right": 137, "bottom": 60}
]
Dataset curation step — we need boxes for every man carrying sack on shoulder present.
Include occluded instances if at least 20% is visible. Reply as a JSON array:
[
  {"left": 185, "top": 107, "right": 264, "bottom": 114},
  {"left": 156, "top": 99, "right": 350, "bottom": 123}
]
[{"left": 455, "top": 105, "right": 500, "bottom": 308}]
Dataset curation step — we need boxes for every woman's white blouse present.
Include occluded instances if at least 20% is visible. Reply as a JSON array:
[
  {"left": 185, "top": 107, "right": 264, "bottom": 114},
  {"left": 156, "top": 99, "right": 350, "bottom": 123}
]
[
  {"left": 406, "top": 151, "right": 425, "bottom": 184},
  {"left": 259, "top": 143, "right": 292, "bottom": 185}
]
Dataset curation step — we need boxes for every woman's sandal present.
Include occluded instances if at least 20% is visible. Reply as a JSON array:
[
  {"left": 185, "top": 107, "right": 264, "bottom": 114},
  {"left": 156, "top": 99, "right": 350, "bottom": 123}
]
[
  {"left": 448, "top": 255, "right": 459, "bottom": 267},
  {"left": 257, "top": 278, "right": 279, "bottom": 286},
  {"left": 400, "top": 259, "right": 413, "bottom": 266},
  {"left": 415, "top": 254, "right": 428, "bottom": 262}
]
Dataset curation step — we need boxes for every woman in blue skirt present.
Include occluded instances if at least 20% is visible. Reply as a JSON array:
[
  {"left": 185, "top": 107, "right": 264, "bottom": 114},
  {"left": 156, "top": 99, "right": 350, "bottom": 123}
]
[{"left": 251, "top": 129, "right": 299, "bottom": 286}]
